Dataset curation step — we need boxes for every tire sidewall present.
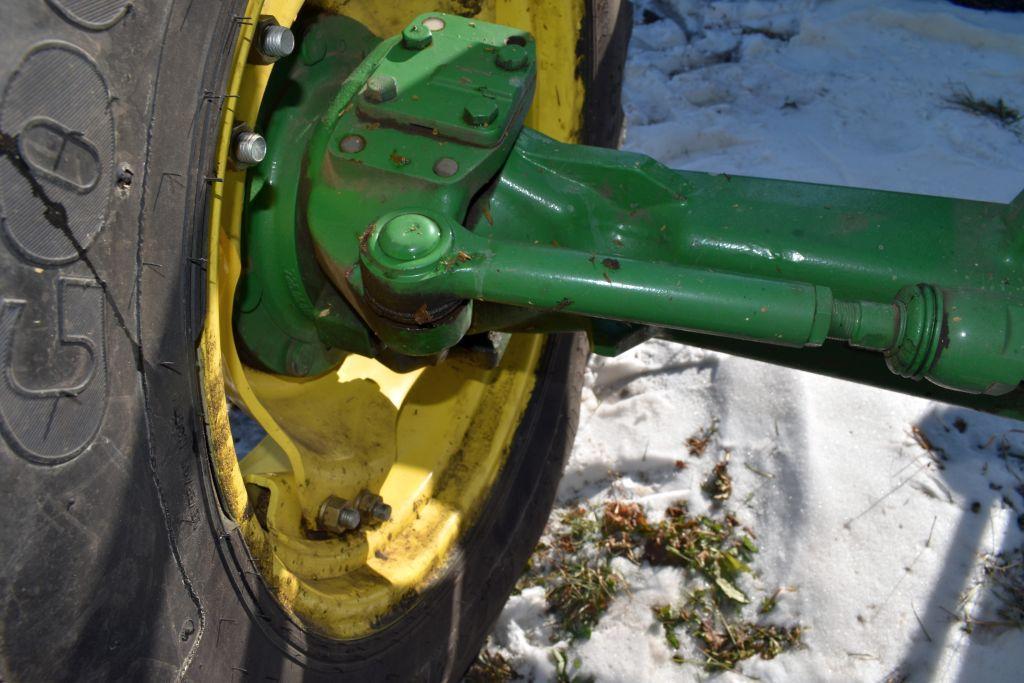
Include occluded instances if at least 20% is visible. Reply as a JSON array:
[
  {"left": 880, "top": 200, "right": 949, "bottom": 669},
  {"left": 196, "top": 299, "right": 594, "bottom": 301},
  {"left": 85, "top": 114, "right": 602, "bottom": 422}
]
[{"left": 0, "top": 2, "right": 598, "bottom": 679}]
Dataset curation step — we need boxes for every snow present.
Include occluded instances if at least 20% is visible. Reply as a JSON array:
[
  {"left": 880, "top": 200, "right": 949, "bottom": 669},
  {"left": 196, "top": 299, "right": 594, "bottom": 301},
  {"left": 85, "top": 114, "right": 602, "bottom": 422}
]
[{"left": 485, "top": 1, "right": 1024, "bottom": 681}]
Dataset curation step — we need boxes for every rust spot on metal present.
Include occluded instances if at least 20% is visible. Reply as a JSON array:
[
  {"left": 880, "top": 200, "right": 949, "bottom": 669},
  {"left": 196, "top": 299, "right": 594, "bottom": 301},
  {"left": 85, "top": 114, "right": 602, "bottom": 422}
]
[
  {"left": 482, "top": 203, "right": 494, "bottom": 226},
  {"left": 602, "top": 258, "right": 621, "bottom": 270},
  {"left": 456, "top": 250, "right": 472, "bottom": 262},
  {"left": 414, "top": 303, "right": 431, "bottom": 325},
  {"left": 359, "top": 223, "right": 376, "bottom": 252},
  {"left": 553, "top": 297, "right": 573, "bottom": 311},
  {"left": 389, "top": 149, "right": 410, "bottom": 167}
]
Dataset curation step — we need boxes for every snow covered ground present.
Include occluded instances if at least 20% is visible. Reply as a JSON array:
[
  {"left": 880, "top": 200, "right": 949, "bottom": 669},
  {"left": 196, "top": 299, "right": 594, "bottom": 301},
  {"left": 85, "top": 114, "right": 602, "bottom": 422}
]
[{"left": 480, "top": 1, "right": 1024, "bottom": 681}]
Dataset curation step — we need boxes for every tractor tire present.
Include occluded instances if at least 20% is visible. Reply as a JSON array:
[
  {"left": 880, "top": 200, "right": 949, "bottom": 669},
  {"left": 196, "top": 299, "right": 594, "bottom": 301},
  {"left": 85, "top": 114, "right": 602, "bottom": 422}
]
[{"left": 0, "top": 1, "right": 629, "bottom": 680}]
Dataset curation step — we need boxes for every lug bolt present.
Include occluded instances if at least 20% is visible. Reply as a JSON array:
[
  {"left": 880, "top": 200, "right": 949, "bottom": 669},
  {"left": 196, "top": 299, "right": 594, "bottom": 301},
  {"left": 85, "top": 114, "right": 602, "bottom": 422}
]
[
  {"left": 371, "top": 502, "right": 392, "bottom": 522},
  {"left": 355, "top": 490, "right": 392, "bottom": 523},
  {"left": 463, "top": 97, "right": 498, "bottom": 127},
  {"left": 318, "top": 496, "right": 361, "bottom": 534},
  {"left": 364, "top": 75, "right": 398, "bottom": 103},
  {"left": 340, "top": 134, "right": 366, "bottom": 154},
  {"left": 338, "top": 507, "right": 361, "bottom": 528},
  {"left": 402, "top": 23, "right": 433, "bottom": 50},
  {"left": 433, "top": 157, "right": 459, "bottom": 177},
  {"left": 256, "top": 20, "right": 295, "bottom": 61},
  {"left": 232, "top": 129, "right": 267, "bottom": 168},
  {"left": 496, "top": 44, "right": 528, "bottom": 71}
]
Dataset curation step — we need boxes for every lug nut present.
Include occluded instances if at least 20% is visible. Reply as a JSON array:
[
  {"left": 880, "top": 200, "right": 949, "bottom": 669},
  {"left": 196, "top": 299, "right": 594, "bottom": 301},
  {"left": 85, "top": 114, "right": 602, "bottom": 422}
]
[
  {"left": 364, "top": 75, "right": 398, "bottom": 103},
  {"left": 318, "top": 496, "right": 361, "bottom": 534},
  {"left": 255, "top": 18, "right": 295, "bottom": 61},
  {"left": 231, "top": 129, "right": 267, "bottom": 168},
  {"left": 355, "top": 490, "right": 392, "bottom": 523}
]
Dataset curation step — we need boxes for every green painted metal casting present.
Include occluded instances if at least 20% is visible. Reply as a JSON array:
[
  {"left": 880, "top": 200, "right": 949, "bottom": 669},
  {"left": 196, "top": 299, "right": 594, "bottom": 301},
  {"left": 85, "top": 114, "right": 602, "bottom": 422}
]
[{"left": 235, "top": 12, "right": 1024, "bottom": 418}]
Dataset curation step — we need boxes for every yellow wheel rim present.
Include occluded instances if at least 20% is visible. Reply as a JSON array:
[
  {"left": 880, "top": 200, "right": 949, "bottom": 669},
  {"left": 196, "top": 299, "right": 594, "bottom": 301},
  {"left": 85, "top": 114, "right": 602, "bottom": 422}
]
[{"left": 197, "top": 0, "right": 586, "bottom": 638}]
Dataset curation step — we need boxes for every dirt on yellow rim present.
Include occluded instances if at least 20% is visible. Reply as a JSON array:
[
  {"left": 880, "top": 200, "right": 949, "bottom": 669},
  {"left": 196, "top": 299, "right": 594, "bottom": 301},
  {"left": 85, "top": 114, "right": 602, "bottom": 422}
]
[{"left": 196, "top": 0, "right": 585, "bottom": 638}]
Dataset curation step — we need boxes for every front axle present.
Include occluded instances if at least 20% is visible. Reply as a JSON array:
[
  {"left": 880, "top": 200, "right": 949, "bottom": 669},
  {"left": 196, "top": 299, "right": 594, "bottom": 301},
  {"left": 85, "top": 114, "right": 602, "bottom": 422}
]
[{"left": 234, "top": 12, "right": 1024, "bottom": 417}]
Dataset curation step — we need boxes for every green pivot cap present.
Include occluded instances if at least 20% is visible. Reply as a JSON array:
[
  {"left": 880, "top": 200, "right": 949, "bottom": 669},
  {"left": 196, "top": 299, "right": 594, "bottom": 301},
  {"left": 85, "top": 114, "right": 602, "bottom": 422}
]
[{"left": 377, "top": 213, "right": 443, "bottom": 261}]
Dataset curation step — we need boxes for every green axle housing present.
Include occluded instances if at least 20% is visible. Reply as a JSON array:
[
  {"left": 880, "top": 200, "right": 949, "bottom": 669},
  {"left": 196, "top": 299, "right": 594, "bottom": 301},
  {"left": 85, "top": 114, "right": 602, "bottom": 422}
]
[{"left": 235, "top": 12, "right": 1024, "bottom": 419}]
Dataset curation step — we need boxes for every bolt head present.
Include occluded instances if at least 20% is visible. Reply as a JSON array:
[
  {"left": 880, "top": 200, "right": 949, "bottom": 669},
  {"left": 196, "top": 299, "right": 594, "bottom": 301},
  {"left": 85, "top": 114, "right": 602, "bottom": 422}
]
[
  {"left": 364, "top": 75, "right": 398, "bottom": 103},
  {"left": 259, "top": 23, "right": 295, "bottom": 59},
  {"left": 378, "top": 214, "right": 443, "bottom": 261},
  {"left": 496, "top": 44, "right": 528, "bottom": 71},
  {"left": 233, "top": 130, "right": 267, "bottom": 167},
  {"left": 340, "top": 134, "right": 366, "bottom": 154},
  {"left": 402, "top": 23, "right": 433, "bottom": 50},
  {"left": 463, "top": 97, "right": 499, "bottom": 127},
  {"left": 433, "top": 157, "right": 459, "bottom": 177}
]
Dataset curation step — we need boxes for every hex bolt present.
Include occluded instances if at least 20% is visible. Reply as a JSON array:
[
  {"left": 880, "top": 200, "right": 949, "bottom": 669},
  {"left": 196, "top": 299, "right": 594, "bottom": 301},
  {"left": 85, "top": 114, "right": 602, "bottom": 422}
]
[
  {"left": 338, "top": 507, "right": 361, "bottom": 529},
  {"left": 232, "top": 129, "right": 267, "bottom": 168},
  {"left": 463, "top": 97, "right": 499, "bottom": 127},
  {"left": 340, "top": 134, "right": 366, "bottom": 154},
  {"left": 354, "top": 490, "right": 392, "bottom": 523},
  {"left": 256, "top": 20, "right": 295, "bottom": 60},
  {"left": 364, "top": 75, "right": 398, "bottom": 103},
  {"left": 433, "top": 157, "right": 459, "bottom": 177},
  {"left": 496, "top": 44, "right": 528, "bottom": 71},
  {"left": 318, "top": 496, "right": 361, "bottom": 534},
  {"left": 402, "top": 23, "right": 432, "bottom": 50}
]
